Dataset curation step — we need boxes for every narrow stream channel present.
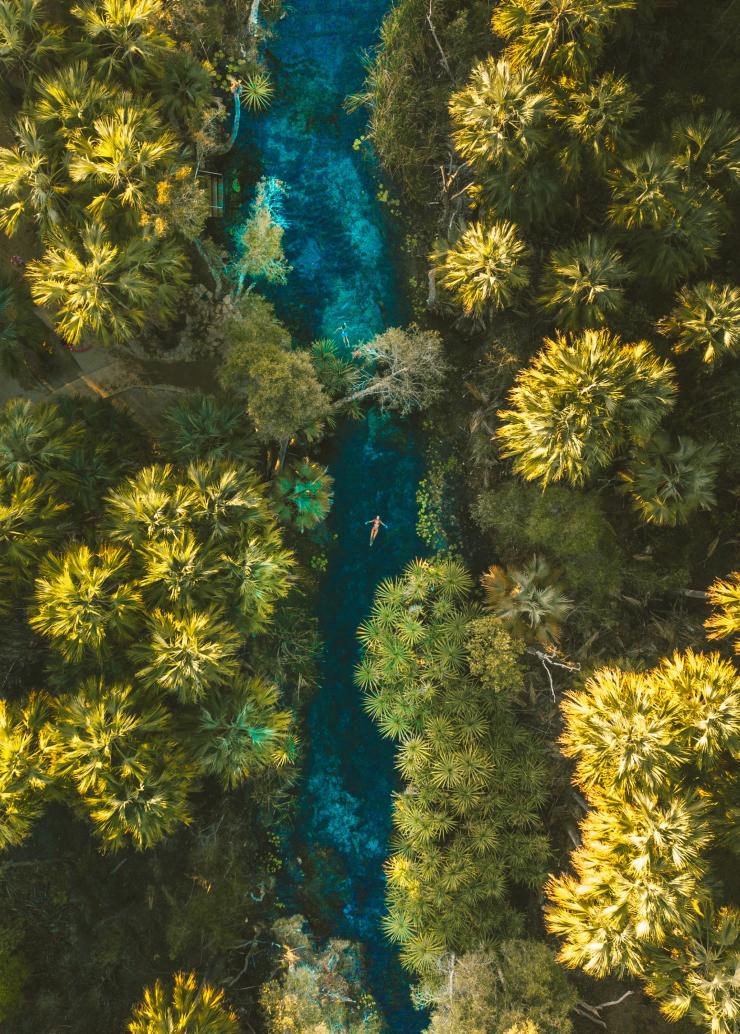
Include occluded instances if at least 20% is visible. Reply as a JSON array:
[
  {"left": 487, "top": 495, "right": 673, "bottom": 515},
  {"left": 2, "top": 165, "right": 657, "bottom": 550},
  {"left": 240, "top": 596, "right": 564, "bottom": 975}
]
[{"left": 228, "top": 3, "right": 428, "bottom": 1029}]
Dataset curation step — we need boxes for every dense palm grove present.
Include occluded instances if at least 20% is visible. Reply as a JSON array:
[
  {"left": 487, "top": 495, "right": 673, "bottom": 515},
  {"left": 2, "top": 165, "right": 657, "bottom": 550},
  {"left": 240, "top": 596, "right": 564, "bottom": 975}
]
[{"left": 0, "top": 1, "right": 738, "bottom": 1034}]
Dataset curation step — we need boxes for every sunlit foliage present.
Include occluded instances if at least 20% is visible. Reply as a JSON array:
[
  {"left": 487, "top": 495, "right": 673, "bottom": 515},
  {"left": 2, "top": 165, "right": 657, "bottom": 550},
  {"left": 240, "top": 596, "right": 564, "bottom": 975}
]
[
  {"left": 496, "top": 330, "right": 676, "bottom": 486},
  {"left": 546, "top": 651, "right": 740, "bottom": 1033}
]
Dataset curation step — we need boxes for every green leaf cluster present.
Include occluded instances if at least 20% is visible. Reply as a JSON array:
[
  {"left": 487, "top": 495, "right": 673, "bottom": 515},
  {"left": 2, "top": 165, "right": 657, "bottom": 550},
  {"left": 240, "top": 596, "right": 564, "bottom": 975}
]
[
  {"left": 357, "top": 558, "right": 550, "bottom": 976},
  {"left": 546, "top": 650, "right": 740, "bottom": 1033}
]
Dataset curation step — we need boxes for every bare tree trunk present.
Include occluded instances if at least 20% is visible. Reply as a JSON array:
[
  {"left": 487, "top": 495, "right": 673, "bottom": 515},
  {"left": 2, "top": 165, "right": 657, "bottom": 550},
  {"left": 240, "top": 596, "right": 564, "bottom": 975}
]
[
  {"left": 426, "top": 1, "right": 454, "bottom": 81},
  {"left": 248, "top": 0, "right": 261, "bottom": 34},
  {"left": 427, "top": 267, "right": 437, "bottom": 307}
]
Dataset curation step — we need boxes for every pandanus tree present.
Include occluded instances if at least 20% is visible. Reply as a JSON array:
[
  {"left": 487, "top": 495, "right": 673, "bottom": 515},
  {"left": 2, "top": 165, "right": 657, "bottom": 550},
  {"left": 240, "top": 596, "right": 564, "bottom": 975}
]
[
  {"left": 449, "top": 57, "right": 553, "bottom": 169},
  {"left": 619, "top": 433, "right": 722, "bottom": 527},
  {"left": 659, "top": 282, "right": 740, "bottom": 366},
  {"left": 139, "top": 533, "right": 221, "bottom": 610},
  {"left": 496, "top": 329, "right": 677, "bottom": 486},
  {"left": 608, "top": 148, "right": 724, "bottom": 289},
  {"left": 481, "top": 556, "right": 573, "bottom": 646},
  {"left": 271, "top": 459, "right": 333, "bottom": 533},
  {"left": 50, "top": 678, "right": 191, "bottom": 850},
  {"left": 87, "top": 748, "right": 192, "bottom": 851},
  {"left": 436, "top": 220, "right": 531, "bottom": 317},
  {"left": 106, "top": 464, "right": 195, "bottom": 546},
  {"left": 557, "top": 72, "right": 640, "bottom": 177},
  {"left": 492, "top": 0, "right": 636, "bottom": 80},
  {"left": 0, "top": 692, "right": 54, "bottom": 849},
  {"left": 705, "top": 571, "right": 740, "bottom": 653},
  {"left": 223, "top": 528, "right": 295, "bottom": 634},
  {"left": 31, "top": 544, "right": 142, "bottom": 661},
  {"left": 357, "top": 559, "right": 550, "bottom": 975},
  {"left": 608, "top": 147, "right": 683, "bottom": 230},
  {"left": 26, "top": 221, "right": 188, "bottom": 346},
  {"left": 128, "top": 972, "right": 239, "bottom": 1034},
  {"left": 546, "top": 650, "right": 740, "bottom": 1034},
  {"left": 539, "top": 234, "right": 631, "bottom": 329}
]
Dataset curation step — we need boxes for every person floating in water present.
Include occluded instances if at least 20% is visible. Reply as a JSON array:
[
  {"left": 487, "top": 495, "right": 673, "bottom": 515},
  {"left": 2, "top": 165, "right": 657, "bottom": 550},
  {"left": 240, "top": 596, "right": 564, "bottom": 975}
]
[
  {"left": 336, "top": 321, "right": 351, "bottom": 348},
  {"left": 365, "top": 515, "right": 387, "bottom": 546}
]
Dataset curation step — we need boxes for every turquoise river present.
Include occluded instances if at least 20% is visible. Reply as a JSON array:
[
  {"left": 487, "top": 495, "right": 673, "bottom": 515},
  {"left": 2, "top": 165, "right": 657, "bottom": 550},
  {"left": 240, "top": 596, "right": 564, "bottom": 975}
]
[{"left": 229, "top": 1, "right": 428, "bottom": 1029}]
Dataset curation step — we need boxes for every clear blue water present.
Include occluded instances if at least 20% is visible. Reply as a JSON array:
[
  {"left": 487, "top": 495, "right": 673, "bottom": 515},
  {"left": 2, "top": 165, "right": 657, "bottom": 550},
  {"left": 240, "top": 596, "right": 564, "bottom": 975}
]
[{"left": 228, "top": 3, "right": 428, "bottom": 1029}]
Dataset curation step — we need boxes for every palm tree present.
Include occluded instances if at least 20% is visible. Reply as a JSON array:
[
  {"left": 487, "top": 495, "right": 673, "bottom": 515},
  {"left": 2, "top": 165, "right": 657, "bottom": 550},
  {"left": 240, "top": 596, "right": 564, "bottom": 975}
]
[
  {"left": 482, "top": 557, "right": 573, "bottom": 646},
  {"left": 0, "top": 475, "right": 68, "bottom": 585},
  {"left": 191, "top": 676, "right": 292, "bottom": 789},
  {"left": 106, "top": 464, "right": 195, "bottom": 546},
  {"left": 648, "top": 908, "right": 740, "bottom": 1034},
  {"left": 449, "top": 57, "right": 552, "bottom": 169},
  {"left": 608, "top": 147, "right": 682, "bottom": 229},
  {"left": 134, "top": 608, "right": 241, "bottom": 703},
  {"left": 492, "top": 0, "right": 635, "bottom": 80},
  {"left": 155, "top": 51, "right": 213, "bottom": 130},
  {"left": 185, "top": 460, "right": 269, "bottom": 543},
  {"left": 87, "top": 747, "right": 192, "bottom": 851},
  {"left": 620, "top": 433, "right": 722, "bottom": 527},
  {"left": 31, "top": 544, "right": 142, "bottom": 661},
  {"left": 271, "top": 459, "right": 334, "bottom": 533},
  {"left": 0, "top": 691, "right": 54, "bottom": 848},
  {"left": 496, "top": 329, "right": 677, "bottom": 486},
  {"left": 50, "top": 678, "right": 171, "bottom": 795},
  {"left": 659, "top": 282, "right": 740, "bottom": 366},
  {"left": 26, "top": 221, "right": 188, "bottom": 346},
  {"left": 538, "top": 234, "right": 631, "bottom": 329},
  {"left": 0, "top": 116, "right": 69, "bottom": 236},
  {"left": 72, "top": 0, "right": 172, "bottom": 85},
  {"left": 68, "top": 104, "right": 178, "bottom": 216},
  {"left": 436, "top": 220, "right": 531, "bottom": 317},
  {"left": 34, "top": 61, "right": 113, "bottom": 142},
  {"left": 705, "top": 572, "right": 740, "bottom": 654},
  {"left": 628, "top": 191, "right": 723, "bottom": 291},
  {"left": 558, "top": 72, "right": 640, "bottom": 177},
  {"left": 671, "top": 109, "right": 740, "bottom": 190},
  {"left": 548, "top": 650, "right": 739, "bottom": 1020},
  {"left": 473, "top": 155, "right": 566, "bottom": 229},
  {"left": 0, "top": 398, "right": 82, "bottom": 484},
  {"left": 139, "top": 533, "right": 221, "bottom": 611},
  {"left": 161, "top": 394, "right": 259, "bottom": 464},
  {"left": 0, "top": 0, "right": 65, "bottom": 87},
  {"left": 128, "top": 972, "right": 238, "bottom": 1034},
  {"left": 223, "top": 529, "right": 296, "bottom": 634}
]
